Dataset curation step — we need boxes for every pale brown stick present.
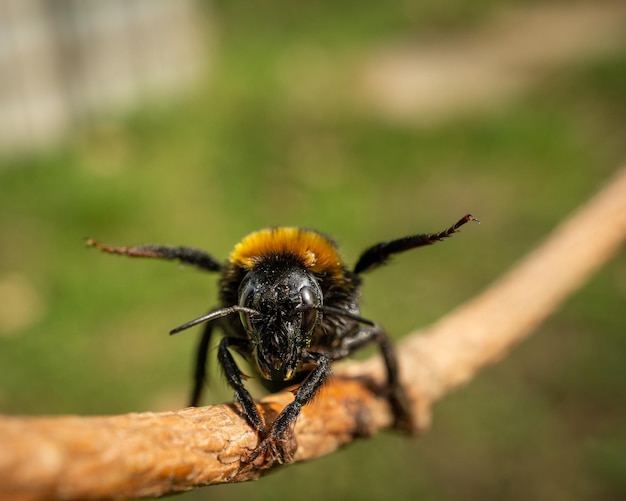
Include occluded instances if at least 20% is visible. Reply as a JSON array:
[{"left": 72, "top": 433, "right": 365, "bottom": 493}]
[{"left": 1, "top": 167, "right": 625, "bottom": 501}]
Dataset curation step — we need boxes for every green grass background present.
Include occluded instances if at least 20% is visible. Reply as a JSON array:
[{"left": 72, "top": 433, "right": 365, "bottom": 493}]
[{"left": 1, "top": 1, "right": 625, "bottom": 500}]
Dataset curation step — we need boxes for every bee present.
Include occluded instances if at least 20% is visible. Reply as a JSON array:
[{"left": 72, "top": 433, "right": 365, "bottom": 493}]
[{"left": 87, "top": 214, "right": 477, "bottom": 464}]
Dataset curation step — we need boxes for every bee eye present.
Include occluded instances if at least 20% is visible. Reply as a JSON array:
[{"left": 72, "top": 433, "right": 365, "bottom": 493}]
[
  {"left": 239, "top": 311, "right": 254, "bottom": 333},
  {"left": 238, "top": 278, "right": 256, "bottom": 332},
  {"left": 300, "top": 286, "right": 319, "bottom": 333},
  {"left": 240, "top": 279, "right": 254, "bottom": 303},
  {"left": 300, "top": 286, "right": 315, "bottom": 307}
]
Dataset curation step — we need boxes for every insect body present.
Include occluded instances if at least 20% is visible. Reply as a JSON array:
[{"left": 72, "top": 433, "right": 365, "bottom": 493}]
[{"left": 87, "top": 214, "right": 477, "bottom": 465}]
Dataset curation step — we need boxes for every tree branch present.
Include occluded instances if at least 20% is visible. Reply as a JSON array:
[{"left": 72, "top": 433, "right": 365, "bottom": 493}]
[{"left": 1, "top": 167, "right": 625, "bottom": 501}]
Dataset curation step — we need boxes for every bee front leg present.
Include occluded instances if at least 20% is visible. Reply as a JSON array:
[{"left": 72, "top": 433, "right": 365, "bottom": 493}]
[
  {"left": 218, "top": 337, "right": 266, "bottom": 436},
  {"left": 246, "top": 353, "right": 331, "bottom": 466}
]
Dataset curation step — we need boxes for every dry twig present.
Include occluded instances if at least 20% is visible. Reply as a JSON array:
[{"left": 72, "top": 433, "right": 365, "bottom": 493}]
[{"left": 1, "top": 167, "right": 625, "bottom": 500}]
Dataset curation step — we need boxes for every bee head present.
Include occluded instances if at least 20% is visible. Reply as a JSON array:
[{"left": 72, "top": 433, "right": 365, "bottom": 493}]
[{"left": 237, "top": 264, "right": 322, "bottom": 381}]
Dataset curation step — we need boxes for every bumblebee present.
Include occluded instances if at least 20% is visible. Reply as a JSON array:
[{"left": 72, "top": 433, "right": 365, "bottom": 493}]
[{"left": 87, "top": 214, "right": 477, "bottom": 464}]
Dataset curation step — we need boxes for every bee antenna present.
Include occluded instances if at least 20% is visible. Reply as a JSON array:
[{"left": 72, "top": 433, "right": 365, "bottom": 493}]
[
  {"left": 315, "top": 305, "right": 375, "bottom": 326},
  {"left": 170, "top": 306, "right": 258, "bottom": 335}
]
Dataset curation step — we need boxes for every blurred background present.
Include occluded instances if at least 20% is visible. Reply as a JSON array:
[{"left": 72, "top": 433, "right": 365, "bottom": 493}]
[{"left": 0, "top": 0, "right": 625, "bottom": 499}]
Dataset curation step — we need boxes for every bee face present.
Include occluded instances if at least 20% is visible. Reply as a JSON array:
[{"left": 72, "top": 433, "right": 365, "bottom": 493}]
[{"left": 237, "top": 265, "right": 322, "bottom": 381}]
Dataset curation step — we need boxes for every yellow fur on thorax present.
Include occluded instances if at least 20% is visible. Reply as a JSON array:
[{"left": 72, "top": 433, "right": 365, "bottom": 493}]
[{"left": 230, "top": 227, "right": 343, "bottom": 273}]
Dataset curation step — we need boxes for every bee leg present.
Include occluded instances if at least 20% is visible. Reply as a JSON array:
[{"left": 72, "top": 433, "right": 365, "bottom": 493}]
[
  {"left": 217, "top": 337, "right": 266, "bottom": 435},
  {"left": 246, "top": 353, "right": 331, "bottom": 466},
  {"left": 329, "top": 325, "right": 416, "bottom": 434},
  {"left": 86, "top": 240, "right": 223, "bottom": 272},
  {"left": 353, "top": 213, "right": 478, "bottom": 274},
  {"left": 189, "top": 321, "right": 214, "bottom": 407}
]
